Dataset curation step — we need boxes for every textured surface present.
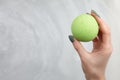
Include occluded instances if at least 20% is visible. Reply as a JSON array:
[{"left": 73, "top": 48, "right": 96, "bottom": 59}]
[
  {"left": 0, "top": 0, "right": 120, "bottom": 80},
  {"left": 71, "top": 14, "right": 98, "bottom": 42}
]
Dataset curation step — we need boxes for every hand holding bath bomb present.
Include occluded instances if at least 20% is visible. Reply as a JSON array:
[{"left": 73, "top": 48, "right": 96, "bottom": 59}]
[{"left": 71, "top": 14, "right": 99, "bottom": 42}]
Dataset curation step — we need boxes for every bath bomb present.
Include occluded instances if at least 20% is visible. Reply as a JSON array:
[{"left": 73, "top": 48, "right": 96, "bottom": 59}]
[{"left": 71, "top": 14, "right": 99, "bottom": 42}]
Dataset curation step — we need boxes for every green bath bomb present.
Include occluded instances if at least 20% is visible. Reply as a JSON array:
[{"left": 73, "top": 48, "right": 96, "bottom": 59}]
[{"left": 71, "top": 14, "right": 99, "bottom": 42}]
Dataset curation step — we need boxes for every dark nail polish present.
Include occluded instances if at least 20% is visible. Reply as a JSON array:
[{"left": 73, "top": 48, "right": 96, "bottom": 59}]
[
  {"left": 68, "top": 35, "right": 74, "bottom": 43},
  {"left": 91, "top": 10, "right": 100, "bottom": 18},
  {"left": 86, "top": 13, "right": 90, "bottom": 15}
]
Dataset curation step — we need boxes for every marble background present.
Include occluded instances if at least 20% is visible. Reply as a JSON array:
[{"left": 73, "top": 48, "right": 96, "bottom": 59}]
[{"left": 0, "top": 0, "right": 120, "bottom": 80}]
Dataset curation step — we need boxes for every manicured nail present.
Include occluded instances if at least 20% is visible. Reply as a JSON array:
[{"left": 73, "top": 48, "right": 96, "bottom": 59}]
[
  {"left": 91, "top": 10, "right": 100, "bottom": 18},
  {"left": 86, "top": 13, "right": 90, "bottom": 15},
  {"left": 68, "top": 35, "right": 74, "bottom": 43}
]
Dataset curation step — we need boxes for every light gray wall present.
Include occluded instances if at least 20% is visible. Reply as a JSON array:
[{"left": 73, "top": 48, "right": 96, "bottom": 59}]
[{"left": 0, "top": 0, "right": 119, "bottom": 80}]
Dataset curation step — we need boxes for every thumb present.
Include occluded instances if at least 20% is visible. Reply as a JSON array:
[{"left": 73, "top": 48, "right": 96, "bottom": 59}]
[{"left": 69, "top": 35, "right": 88, "bottom": 58}]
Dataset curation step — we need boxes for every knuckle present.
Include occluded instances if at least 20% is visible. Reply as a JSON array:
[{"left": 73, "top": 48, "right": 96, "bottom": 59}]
[
  {"left": 75, "top": 47, "right": 79, "bottom": 52},
  {"left": 109, "top": 46, "right": 113, "bottom": 53},
  {"left": 106, "top": 31, "right": 111, "bottom": 36},
  {"left": 74, "top": 43, "right": 80, "bottom": 51},
  {"left": 104, "top": 44, "right": 113, "bottom": 53},
  {"left": 105, "top": 29, "right": 111, "bottom": 35},
  {"left": 105, "top": 26, "right": 111, "bottom": 35},
  {"left": 106, "top": 31, "right": 111, "bottom": 35},
  {"left": 107, "top": 47, "right": 113, "bottom": 53}
]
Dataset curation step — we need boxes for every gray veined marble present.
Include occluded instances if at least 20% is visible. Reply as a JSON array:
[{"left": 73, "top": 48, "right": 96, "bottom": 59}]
[{"left": 0, "top": 0, "right": 120, "bottom": 80}]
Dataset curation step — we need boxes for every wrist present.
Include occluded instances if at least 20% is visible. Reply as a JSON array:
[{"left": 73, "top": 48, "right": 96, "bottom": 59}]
[{"left": 85, "top": 74, "right": 105, "bottom": 80}]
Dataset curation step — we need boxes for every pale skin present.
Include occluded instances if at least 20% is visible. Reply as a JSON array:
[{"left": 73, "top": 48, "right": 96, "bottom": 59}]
[{"left": 69, "top": 10, "right": 113, "bottom": 80}]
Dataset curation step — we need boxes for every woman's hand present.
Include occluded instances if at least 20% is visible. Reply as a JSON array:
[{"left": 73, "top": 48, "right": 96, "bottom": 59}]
[{"left": 69, "top": 10, "right": 113, "bottom": 80}]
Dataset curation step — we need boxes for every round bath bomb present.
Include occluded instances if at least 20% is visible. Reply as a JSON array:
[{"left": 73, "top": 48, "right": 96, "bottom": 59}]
[{"left": 71, "top": 14, "right": 99, "bottom": 42}]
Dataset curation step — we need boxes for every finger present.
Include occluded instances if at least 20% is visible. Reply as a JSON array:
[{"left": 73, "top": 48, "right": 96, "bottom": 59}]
[
  {"left": 98, "top": 30, "right": 102, "bottom": 41},
  {"left": 69, "top": 35, "right": 88, "bottom": 58},
  {"left": 92, "top": 36, "right": 102, "bottom": 53},
  {"left": 92, "top": 30, "right": 102, "bottom": 48},
  {"left": 91, "top": 10, "right": 111, "bottom": 44},
  {"left": 92, "top": 36, "right": 100, "bottom": 49},
  {"left": 73, "top": 39, "right": 87, "bottom": 55}
]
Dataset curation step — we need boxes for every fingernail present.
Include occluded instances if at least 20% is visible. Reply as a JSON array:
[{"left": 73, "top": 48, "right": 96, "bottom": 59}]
[
  {"left": 68, "top": 35, "right": 74, "bottom": 43},
  {"left": 86, "top": 13, "right": 90, "bottom": 15},
  {"left": 91, "top": 10, "right": 100, "bottom": 18}
]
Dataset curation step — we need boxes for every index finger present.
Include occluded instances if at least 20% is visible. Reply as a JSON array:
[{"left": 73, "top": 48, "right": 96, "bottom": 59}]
[{"left": 91, "top": 10, "right": 111, "bottom": 45}]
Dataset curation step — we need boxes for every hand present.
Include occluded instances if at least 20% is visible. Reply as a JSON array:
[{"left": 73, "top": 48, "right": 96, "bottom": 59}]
[{"left": 69, "top": 10, "right": 113, "bottom": 80}]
